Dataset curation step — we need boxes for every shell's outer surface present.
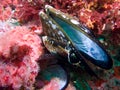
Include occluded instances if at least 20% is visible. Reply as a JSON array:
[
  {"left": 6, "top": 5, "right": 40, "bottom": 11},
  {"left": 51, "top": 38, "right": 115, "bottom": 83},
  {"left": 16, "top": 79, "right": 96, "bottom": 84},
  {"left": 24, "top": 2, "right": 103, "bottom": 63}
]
[
  {"left": 42, "top": 36, "right": 68, "bottom": 57},
  {"left": 40, "top": 64, "right": 69, "bottom": 90},
  {"left": 39, "top": 11, "right": 68, "bottom": 44},
  {"left": 42, "top": 36, "right": 82, "bottom": 66},
  {"left": 39, "top": 11, "right": 72, "bottom": 60},
  {"left": 40, "top": 5, "right": 113, "bottom": 69}
]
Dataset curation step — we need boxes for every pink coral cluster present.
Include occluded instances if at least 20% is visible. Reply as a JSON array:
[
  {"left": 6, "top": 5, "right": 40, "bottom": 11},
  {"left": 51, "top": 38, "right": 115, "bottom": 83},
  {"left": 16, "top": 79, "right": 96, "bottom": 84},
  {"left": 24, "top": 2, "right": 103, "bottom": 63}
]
[
  {"left": 0, "top": 6, "right": 12, "bottom": 21},
  {"left": 0, "top": 0, "right": 18, "bottom": 21},
  {"left": 0, "top": 26, "right": 43, "bottom": 89}
]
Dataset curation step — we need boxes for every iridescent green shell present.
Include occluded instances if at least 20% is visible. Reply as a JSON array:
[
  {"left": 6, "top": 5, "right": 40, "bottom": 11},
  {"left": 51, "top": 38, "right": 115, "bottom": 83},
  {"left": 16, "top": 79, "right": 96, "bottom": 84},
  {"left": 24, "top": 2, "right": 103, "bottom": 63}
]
[{"left": 39, "top": 5, "right": 113, "bottom": 69}]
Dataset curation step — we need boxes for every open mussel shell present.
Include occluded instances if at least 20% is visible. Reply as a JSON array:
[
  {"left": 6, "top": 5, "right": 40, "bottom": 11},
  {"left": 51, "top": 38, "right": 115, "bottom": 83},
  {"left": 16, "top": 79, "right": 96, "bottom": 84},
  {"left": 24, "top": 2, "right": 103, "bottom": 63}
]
[
  {"left": 40, "top": 64, "right": 69, "bottom": 90},
  {"left": 40, "top": 5, "right": 113, "bottom": 69}
]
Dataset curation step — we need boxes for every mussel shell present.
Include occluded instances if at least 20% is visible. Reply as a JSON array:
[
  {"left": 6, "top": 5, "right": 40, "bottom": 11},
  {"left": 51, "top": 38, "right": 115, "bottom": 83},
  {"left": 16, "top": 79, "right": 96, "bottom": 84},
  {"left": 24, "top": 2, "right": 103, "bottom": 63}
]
[
  {"left": 40, "top": 64, "right": 69, "bottom": 90},
  {"left": 40, "top": 5, "right": 113, "bottom": 69}
]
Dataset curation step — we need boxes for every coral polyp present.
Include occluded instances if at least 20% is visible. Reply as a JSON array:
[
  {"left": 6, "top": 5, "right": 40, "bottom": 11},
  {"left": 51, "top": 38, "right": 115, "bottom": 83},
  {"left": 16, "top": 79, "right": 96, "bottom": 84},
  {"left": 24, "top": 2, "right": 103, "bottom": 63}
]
[{"left": 0, "top": 26, "right": 43, "bottom": 89}]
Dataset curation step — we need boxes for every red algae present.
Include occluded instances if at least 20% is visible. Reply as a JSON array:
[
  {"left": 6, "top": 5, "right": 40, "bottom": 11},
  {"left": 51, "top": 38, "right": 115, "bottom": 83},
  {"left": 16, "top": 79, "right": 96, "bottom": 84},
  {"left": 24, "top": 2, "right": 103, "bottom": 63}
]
[
  {"left": 114, "top": 66, "right": 120, "bottom": 79},
  {"left": 0, "top": 26, "right": 43, "bottom": 89}
]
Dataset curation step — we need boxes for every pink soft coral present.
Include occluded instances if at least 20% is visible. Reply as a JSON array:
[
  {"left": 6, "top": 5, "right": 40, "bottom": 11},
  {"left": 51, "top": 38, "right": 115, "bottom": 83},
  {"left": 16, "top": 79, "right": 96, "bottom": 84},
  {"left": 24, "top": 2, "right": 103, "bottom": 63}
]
[{"left": 0, "top": 26, "right": 43, "bottom": 89}]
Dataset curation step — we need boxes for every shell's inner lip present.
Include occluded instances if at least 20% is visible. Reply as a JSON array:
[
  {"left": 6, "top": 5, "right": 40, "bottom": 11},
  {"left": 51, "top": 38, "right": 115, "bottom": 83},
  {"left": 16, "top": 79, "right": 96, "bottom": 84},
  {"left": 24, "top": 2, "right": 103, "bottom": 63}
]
[
  {"left": 40, "top": 64, "right": 69, "bottom": 90},
  {"left": 48, "top": 12, "right": 112, "bottom": 69}
]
